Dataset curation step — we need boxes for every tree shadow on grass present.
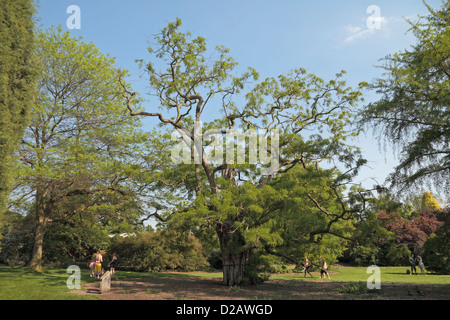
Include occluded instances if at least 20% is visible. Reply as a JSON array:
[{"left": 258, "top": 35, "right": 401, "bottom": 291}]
[{"left": 74, "top": 274, "right": 450, "bottom": 300}]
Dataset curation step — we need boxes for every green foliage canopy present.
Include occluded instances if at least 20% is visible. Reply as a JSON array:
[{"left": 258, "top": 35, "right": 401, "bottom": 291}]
[
  {"left": 360, "top": 1, "right": 450, "bottom": 196},
  {"left": 124, "top": 18, "right": 370, "bottom": 284},
  {"left": 0, "top": 0, "right": 38, "bottom": 216},
  {"left": 13, "top": 26, "right": 150, "bottom": 271}
]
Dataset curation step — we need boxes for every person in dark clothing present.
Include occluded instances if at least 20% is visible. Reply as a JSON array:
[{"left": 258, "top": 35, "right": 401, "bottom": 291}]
[
  {"left": 319, "top": 256, "right": 330, "bottom": 279},
  {"left": 409, "top": 253, "right": 417, "bottom": 275},
  {"left": 109, "top": 252, "right": 118, "bottom": 277},
  {"left": 303, "top": 258, "right": 313, "bottom": 277}
]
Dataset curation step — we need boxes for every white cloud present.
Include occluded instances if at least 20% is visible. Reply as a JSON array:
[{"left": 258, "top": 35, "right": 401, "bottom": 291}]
[
  {"left": 343, "top": 16, "right": 389, "bottom": 44},
  {"left": 344, "top": 26, "right": 375, "bottom": 43},
  {"left": 346, "top": 25, "right": 363, "bottom": 34}
]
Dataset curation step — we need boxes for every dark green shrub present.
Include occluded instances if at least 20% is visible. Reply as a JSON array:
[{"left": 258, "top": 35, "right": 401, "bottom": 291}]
[
  {"left": 422, "top": 208, "right": 449, "bottom": 274},
  {"left": 207, "top": 250, "right": 223, "bottom": 269},
  {"left": 108, "top": 229, "right": 208, "bottom": 272}
]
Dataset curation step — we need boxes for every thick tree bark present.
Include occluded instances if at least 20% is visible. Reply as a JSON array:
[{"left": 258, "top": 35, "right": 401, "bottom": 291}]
[
  {"left": 29, "top": 214, "right": 47, "bottom": 272},
  {"left": 221, "top": 247, "right": 253, "bottom": 286},
  {"left": 217, "top": 222, "right": 255, "bottom": 286},
  {"left": 29, "top": 184, "right": 49, "bottom": 272}
]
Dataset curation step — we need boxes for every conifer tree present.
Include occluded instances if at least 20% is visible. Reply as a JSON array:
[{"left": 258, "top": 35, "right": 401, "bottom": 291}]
[
  {"left": 0, "top": 0, "right": 37, "bottom": 216},
  {"left": 360, "top": 1, "right": 450, "bottom": 196}
]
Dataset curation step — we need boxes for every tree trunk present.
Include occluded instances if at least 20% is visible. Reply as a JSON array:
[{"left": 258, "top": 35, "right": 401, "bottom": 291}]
[
  {"left": 29, "top": 215, "right": 47, "bottom": 272},
  {"left": 217, "top": 222, "right": 254, "bottom": 286},
  {"left": 29, "top": 186, "right": 49, "bottom": 272},
  {"left": 221, "top": 247, "right": 253, "bottom": 286}
]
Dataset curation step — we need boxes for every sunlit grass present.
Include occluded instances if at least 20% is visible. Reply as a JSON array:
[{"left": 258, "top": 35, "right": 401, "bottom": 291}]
[
  {"left": 271, "top": 266, "right": 450, "bottom": 285},
  {"left": 0, "top": 266, "right": 100, "bottom": 300},
  {"left": 0, "top": 265, "right": 448, "bottom": 299}
]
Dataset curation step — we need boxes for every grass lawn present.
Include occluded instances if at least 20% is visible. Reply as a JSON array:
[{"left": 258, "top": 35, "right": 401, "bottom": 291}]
[
  {"left": 152, "top": 266, "right": 450, "bottom": 285},
  {"left": 272, "top": 266, "right": 450, "bottom": 285},
  {"left": 0, "top": 266, "right": 100, "bottom": 300},
  {"left": 0, "top": 265, "right": 449, "bottom": 299}
]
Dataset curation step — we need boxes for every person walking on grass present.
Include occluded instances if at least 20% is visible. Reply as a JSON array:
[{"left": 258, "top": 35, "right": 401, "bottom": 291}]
[
  {"left": 417, "top": 255, "right": 427, "bottom": 275},
  {"left": 409, "top": 253, "right": 417, "bottom": 275},
  {"left": 303, "top": 257, "right": 313, "bottom": 278},
  {"left": 319, "top": 255, "right": 330, "bottom": 279},
  {"left": 109, "top": 252, "right": 118, "bottom": 277}
]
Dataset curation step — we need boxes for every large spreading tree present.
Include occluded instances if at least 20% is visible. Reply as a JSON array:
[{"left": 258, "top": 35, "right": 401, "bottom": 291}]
[
  {"left": 122, "top": 19, "right": 369, "bottom": 285},
  {"left": 13, "top": 27, "right": 149, "bottom": 272}
]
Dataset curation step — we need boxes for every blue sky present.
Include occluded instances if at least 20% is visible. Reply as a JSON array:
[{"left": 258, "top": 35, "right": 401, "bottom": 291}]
[{"left": 35, "top": 0, "right": 443, "bottom": 192}]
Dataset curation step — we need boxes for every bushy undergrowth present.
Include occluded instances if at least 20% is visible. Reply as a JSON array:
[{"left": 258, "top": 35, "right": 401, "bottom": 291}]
[{"left": 108, "top": 230, "right": 208, "bottom": 272}]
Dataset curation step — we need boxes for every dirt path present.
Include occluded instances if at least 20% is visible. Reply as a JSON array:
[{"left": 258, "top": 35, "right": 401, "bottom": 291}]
[{"left": 72, "top": 275, "right": 450, "bottom": 300}]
